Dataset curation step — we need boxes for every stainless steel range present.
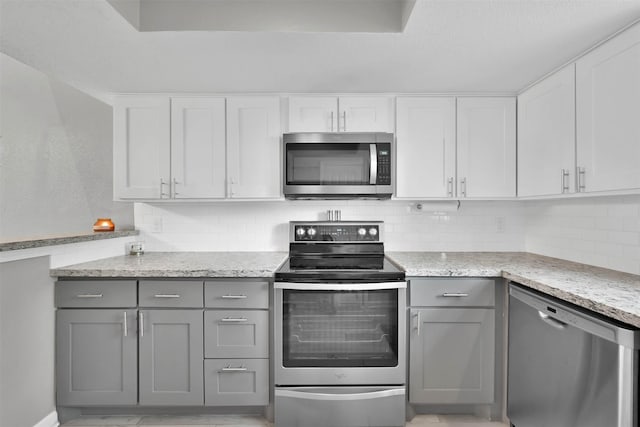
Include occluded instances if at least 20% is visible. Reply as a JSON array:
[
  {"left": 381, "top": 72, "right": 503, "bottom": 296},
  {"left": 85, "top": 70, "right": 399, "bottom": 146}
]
[{"left": 274, "top": 221, "right": 407, "bottom": 427}]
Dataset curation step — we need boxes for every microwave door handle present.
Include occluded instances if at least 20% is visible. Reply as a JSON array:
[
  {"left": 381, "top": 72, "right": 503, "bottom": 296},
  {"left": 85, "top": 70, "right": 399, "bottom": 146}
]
[{"left": 369, "top": 144, "right": 377, "bottom": 185}]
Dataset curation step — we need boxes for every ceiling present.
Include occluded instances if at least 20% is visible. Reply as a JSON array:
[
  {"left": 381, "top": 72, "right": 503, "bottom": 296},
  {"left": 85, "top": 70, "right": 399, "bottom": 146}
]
[{"left": 1, "top": 0, "right": 640, "bottom": 103}]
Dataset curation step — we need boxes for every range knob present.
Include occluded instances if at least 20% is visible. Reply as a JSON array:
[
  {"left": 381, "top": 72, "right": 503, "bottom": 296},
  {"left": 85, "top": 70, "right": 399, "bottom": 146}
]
[
  {"left": 357, "top": 228, "right": 367, "bottom": 237},
  {"left": 369, "top": 227, "right": 378, "bottom": 237},
  {"left": 295, "top": 227, "right": 306, "bottom": 238},
  {"left": 307, "top": 227, "right": 317, "bottom": 238}
]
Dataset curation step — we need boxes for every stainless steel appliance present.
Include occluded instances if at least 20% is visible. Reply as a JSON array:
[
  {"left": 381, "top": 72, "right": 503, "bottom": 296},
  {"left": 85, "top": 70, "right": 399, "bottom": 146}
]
[
  {"left": 508, "top": 283, "right": 640, "bottom": 427},
  {"left": 274, "top": 221, "right": 406, "bottom": 427},
  {"left": 283, "top": 132, "right": 394, "bottom": 199}
]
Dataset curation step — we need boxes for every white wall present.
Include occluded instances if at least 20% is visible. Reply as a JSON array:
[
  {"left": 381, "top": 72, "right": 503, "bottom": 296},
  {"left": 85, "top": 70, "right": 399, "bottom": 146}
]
[
  {"left": 134, "top": 200, "right": 527, "bottom": 252},
  {"left": 524, "top": 194, "right": 640, "bottom": 275},
  {"left": 0, "top": 53, "right": 134, "bottom": 241}
]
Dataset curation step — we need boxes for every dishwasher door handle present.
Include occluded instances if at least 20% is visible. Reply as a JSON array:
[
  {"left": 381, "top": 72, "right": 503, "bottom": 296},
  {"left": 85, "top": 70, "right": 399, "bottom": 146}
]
[{"left": 538, "top": 311, "right": 567, "bottom": 330}]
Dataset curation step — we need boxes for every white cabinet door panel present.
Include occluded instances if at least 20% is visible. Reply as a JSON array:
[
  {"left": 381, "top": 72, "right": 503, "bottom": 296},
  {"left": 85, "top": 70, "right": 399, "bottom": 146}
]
[
  {"left": 288, "top": 96, "right": 337, "bottom": 132},
  {"left": 457, "top": 97, "right": 516, "bottom": 198},
  {"left": 518, "top": 65, "right": 576, "bottom": 197},
  {"left": 227, "top": 97, "right": 281, "bottom": 199},
  {"left": 576, "top": 23, "right": 640, "bottom": 192},
  {"left": 339, "top": 96, "right": 394, "bottom": 132},
  {"left": 171, "top": 98, "right": 226, "bottom": 198},
  {"left": 113, "top": 96, "right": 170, "bottom": 199},
  {"left": 396, "top": 97, "right": 456, "bottom": 198}
]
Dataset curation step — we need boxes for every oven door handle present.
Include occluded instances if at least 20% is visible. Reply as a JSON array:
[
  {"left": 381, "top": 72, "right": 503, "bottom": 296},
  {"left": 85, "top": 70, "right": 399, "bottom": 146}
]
[
  {"left": 276, "top": 388, "right": 405, "bottom": 401},
  {"left": 274, "top": 281, "right": 406, "bottom": 291}
]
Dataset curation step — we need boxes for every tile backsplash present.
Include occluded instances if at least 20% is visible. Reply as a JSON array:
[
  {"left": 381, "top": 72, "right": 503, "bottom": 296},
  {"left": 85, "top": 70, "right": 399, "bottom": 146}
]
[{"left": 134, "top": 194, "right": 640, "bottom": 275}]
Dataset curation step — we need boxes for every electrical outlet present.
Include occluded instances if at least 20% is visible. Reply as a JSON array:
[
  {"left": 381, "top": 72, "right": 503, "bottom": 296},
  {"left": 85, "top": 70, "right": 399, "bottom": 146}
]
[{"left": 496, "top": 217, "right": 506, "bottom": 233}]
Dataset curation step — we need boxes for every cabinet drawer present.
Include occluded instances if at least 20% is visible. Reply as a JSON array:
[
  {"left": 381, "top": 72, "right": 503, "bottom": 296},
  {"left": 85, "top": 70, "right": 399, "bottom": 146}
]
[
  {"left": 204, "top": 358, "right": 269, "bottom": 406},
  {"left": 55, "top": 280, "right": 137, "bottom": 308},
  {"left": 204, "top": 281, "right": 269, "bottom": 309},
  {"left": 204, "top": 310, "right": 269, "bottom": 358},
  {"left": 139, "top": 280, "right": 203, "bottom": 308},
  {"left": 410, "top": 278, "right": 495, "bottom": 307}
]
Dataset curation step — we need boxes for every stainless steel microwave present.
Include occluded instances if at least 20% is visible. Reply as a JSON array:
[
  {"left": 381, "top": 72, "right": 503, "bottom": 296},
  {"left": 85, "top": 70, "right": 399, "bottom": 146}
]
[{"left": 283, "top": 132, "right": 394, "bottom": 199}]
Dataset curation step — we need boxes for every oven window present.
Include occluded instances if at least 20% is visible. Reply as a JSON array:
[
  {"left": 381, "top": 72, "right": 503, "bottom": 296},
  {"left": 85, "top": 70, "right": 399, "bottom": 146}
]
[
  {"left": 286, "top": 143, "right": 371, "bottom": 185},
  {"left": 282, "top": 289, "right": 399, "bottom": 368}
]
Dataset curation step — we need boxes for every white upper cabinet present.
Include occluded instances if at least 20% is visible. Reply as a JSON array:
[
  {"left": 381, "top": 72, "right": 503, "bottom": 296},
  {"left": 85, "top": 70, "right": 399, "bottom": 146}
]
[
  {"left": 576, "top": 23, "right": 640, "bottom": 193},
  {"left": 457, "top": 97, "right": 516, "bottom": 198},
  {"left": 396, "top": 97, "right": 456, "bottom": 198},
  {"left": 396, "top": 97, "right": 515, "bottom": 199},
  {"left": 171, "top": 97, "right": 226, "bottom": 199},
  {"left": 288, "top": 96, "right": 393, "bottom": 132},
  {"left": 518, "top": 65, "right": 576, "bottom": 197},
  {"left": 226, "top": 96, "right": 282, "bottom": 199},
  {"left": 114, "top": 96, "right": 171, "bottom": 199}
]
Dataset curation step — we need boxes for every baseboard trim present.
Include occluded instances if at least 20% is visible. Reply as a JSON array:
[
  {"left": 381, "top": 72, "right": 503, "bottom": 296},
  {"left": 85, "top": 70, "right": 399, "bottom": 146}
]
[{"left": 33, "top": 411, "right": 59, "bottom": 427}]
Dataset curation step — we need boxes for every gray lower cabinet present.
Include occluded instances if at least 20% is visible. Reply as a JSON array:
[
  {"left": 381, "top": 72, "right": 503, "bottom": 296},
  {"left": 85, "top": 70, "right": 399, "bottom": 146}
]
[
  {"left": 56, "top": 309, "right": 138, "bottom": 406},
  {"left": 408, "top": 278, "right": 496, "bottom": 405},
  {"left": 139, "top": 309, "right": 204, "bottom": 405},
  {"left": 204, "top": 358, "right": 269, "bottom": 405}
]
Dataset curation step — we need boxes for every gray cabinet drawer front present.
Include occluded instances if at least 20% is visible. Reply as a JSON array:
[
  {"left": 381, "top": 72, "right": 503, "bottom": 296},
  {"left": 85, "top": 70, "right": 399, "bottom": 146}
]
[
  {"left": 205, "top": 281, "right": 269, "bottom": 309},
  {"left": 204, "top": 310, "right": 269, "bottom": 358},
  {"left": 204, "top": 358, "right": 269, "bottom": 406},
  {"left": 139, "top": 280, "right": 203, "bottom": 307},
  {"left": 55, "top": 280, "right": 137, "bottom": 308},
  {"left": 410, "top": 278, "right": 495, "bottom": 307}
]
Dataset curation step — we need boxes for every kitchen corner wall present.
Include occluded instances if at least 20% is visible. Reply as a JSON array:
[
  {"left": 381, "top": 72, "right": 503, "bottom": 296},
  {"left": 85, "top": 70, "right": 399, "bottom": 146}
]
[{"left": 134, "top": 200, "right": 528, "bottom": 252}]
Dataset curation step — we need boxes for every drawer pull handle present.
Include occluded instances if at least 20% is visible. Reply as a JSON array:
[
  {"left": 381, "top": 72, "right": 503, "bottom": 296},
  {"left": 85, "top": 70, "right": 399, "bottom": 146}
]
[
  {"left": 154, "top": 294, "right": 181, "bottom": 298},
  {"left": 220, "top": 366, "right": 248, "bottom": 372},
  {"left": 76, "top": 293, "right": 103, "bottom": 298},
  {"left": 221, "top": 294, "right": 248, "bottom": 299},
  {"left": 220, "top": 317, "right": 248, "bottom": 322},
  {"left": 123, "top": 312, "right": 128, "bottom": 337},
  {"left": 442, "top": 293, "right": 469, "bottom": 297}
]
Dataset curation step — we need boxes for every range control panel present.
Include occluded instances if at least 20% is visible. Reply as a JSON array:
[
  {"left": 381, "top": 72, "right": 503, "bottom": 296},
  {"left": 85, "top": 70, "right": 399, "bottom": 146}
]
[{"left": 291, "top": 221, "right": 382, "bottom": 242}]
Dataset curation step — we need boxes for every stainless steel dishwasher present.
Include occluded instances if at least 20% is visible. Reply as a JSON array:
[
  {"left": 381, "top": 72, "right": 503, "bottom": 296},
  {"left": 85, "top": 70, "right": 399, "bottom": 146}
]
[{"left": 508, "top": 283, "right": 639, "bottom": 427}]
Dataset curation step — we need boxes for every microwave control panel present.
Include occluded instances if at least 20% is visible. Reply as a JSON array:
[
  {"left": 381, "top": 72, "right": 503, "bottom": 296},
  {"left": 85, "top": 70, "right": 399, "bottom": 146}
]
[{"left": 377, "top": 147, "right": 391, "bottom": 185}]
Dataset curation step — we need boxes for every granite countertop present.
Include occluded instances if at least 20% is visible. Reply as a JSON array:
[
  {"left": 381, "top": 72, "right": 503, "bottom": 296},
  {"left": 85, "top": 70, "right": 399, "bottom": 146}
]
[
  {"left": 0, "top": 230, "right": 139, "bottom": 252},
  {"left": 50, "top": 251, "right": 289, "bottom": 278},
  {"left": 388, "top": 252, "right": 640, "bottom": 328}
]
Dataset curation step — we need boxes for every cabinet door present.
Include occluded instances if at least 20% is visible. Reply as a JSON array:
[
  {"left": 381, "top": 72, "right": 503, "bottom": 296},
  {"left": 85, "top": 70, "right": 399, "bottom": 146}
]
[
  {"left": 409, "top": 308, "right": 495, "bottom": 404},
  {"left": 457, "top": 97, "right": 516, "bottom": 198},
  {"left": 518, "top": 65, "right": 576, "bottom": 197},
  {"left": 204, "top": 359, "right": 269, "bottom": 406},
  {"left": 396, "top": 97, "right": 456, "bottom": 198},
  {"left": 339, "top": 96, "right": 394, "bottom": 132},
  {"left": 139, "top": 309, "right": 204, "bottom": 405},
  {"left": 113, "top": 96, "right": 170, "bottom": 199},
  {"left": 56, "top": 309, "right": 137, "bottom": 406},
  {"left": 226, "top": 97, "right": 282, "bottom": 198},
  {"left": 171, "top": 98, "right": 226, "bottom": 198},
  {"left": 576, "top": 23, "right": 640, "bottom": 192},
  {"left": 204, "top": 310, "right": 269, "bottom": 358},
  {"left": 288, "top": 96, "right": 338, "bottom": 132}
]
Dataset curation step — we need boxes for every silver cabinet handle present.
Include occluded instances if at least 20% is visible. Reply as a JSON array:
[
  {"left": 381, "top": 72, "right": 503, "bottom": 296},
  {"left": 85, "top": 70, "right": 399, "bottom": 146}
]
[
  {"left": 369, "top": 143, "right": 377, "bottom": 185},
  {"left": 442, "top": 293, "right": 469, "bottom": 297},
  {"left": 220, "top": 366, "right": 248, "bottom": 372},
  {"left": 220, "top": 317, "right": 248, "bottom": 322},
  {"left": 447, "top": 177, "right": 454, "bottom": 197},
  {"left": 76, "top": 293, "right": 103, "bottom": 298},
  {"left": 172, "top": 178, "right": 180, "bottom": 197},
  {"left": 154, "top": 294, "right": 180, "bottom": 298},
  {"left": 460, "top": 177, "right": 467, "bottom": 197},
  {"left": 139, "top": 312, "right": 144, "bottom": 338},
  {"left": 330, "top": 111, "right": 334, "bottom": 132},
  {"left": 341, "top": 111, "right": 347, "bottom": 131},
  {"left": 412, "top": 312, "right": 421, "bottom": 336},
  {"left": 221, "top": 294, "right": 248, "bottom": 299},
  {"left": 577, "top": 167, "right": 586, "bottom": 192},
  {"left": 160, "top": 178, "right": 170, "bottom": 198},
  {"left": 123, "top": 312, "right": 128, "bottom": 337},
  {"left": 561, "top": 169, "right": 570, "bottom": 193}
]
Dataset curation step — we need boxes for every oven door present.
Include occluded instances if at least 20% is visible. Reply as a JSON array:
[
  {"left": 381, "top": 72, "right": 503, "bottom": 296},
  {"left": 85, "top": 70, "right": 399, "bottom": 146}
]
[{"left": 274, "top": 281, "right": 406, "bottom": 386}]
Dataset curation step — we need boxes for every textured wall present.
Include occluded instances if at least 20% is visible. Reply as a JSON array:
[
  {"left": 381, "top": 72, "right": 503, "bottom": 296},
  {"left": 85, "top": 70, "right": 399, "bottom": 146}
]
[{"left": 0, "top": 53, "right": 134, "bottom": 241}]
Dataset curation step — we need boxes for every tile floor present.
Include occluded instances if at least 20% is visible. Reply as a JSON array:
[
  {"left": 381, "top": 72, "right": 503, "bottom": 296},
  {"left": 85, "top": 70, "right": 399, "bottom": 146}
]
[{"left": 60, "top": 414, "right": 509, "bottom": 427}]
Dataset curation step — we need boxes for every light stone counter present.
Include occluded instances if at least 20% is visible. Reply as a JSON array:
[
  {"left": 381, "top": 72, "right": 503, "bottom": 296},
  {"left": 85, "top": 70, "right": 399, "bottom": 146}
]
[
  {"left": 0, "top": 230, "right": 138, "bottom": 252},
  {"left": 51, "top": 251, "right": 288, "bottom": 278},
  {"left": 388, "top": 251, "right": 640, "bottom": 328}
]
